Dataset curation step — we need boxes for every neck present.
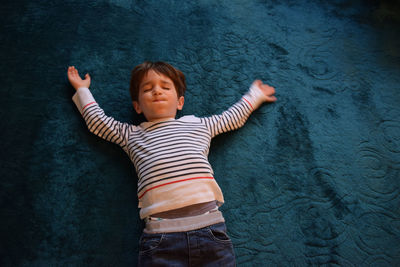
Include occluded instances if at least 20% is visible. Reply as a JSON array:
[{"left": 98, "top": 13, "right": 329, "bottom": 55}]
[{"left": 147, "top": 117, "right": 175, "bottom": 123}]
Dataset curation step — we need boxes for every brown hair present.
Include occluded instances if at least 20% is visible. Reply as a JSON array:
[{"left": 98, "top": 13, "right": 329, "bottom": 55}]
[{"left": 129, "top": 61, "right": 186, "bottom": 102}]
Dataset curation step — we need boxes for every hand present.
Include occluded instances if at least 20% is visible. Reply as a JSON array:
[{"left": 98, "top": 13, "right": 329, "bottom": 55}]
[
  {"left": 253, "top": 80, "right": 277, "bottom": 102},
  {"left": 67, "top": 66, "right": 91, "bottom": 90}
]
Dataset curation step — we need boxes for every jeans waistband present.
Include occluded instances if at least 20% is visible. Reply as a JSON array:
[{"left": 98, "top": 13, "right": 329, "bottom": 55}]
[{"left": 144, "top": 209, "right": 225, "bottom": 234}]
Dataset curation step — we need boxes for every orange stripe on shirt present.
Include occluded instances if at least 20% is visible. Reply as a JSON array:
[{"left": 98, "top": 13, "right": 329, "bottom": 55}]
[
  {"left": 242, "top": 97, "right": 253, "bottom": 110},
  {"left": 138, "top": 176, "right": 215, "bottom": 199},
  {"left": 81, "top": 101, "right": 97, "bottom": 113}
]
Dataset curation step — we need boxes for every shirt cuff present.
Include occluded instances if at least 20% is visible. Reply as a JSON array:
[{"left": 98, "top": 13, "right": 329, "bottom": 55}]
[
  {"left": 72, "top": 87, "right": 96, "bottom": 115},
  {"left": 243, "top": 83, "right": 268, "bottom": 110}
]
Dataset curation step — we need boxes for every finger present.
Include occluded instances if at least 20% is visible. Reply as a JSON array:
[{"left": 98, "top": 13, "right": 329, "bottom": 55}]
[
  {"left": 70, "top": 69, "right": 77, "bottom": 78},
  {"left": 263, "top": 85, "right": 275, "bottom": 95},
  {"left": 67, "top": 67, "right": 75, "bottom": 78},
  {"left": 73, "top": 68, "right": 80, "bottom": 78},
  {"left": 268, "top": 86, "right": 275, "bottom": 94},
  {"left": 71, "top": 68, "right": 81, "bottom": 80},
  {"left": 261, "top": 83, "right": 274, "bottom": 89},
  {"left": 69, "top": 68, "right": 76, "bottom": 76}
]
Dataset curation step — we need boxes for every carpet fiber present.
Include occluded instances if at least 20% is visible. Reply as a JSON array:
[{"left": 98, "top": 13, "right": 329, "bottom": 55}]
[{"left": 1, "top": 0, "right": 400, "bottom": 266}]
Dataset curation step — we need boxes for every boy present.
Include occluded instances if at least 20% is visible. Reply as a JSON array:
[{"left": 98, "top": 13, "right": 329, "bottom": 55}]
[{"left": 67, "top": 61, "right": 276, "bottom": 266}]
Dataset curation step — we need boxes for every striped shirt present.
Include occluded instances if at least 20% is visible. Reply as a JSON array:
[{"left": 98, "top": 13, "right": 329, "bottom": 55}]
[{"left": 72, "top": 85, "right": 267, "bottom": 219}]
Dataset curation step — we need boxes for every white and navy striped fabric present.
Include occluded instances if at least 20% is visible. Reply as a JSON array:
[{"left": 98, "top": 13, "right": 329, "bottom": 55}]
[{"left": 72, "top": 85, "right": 267, "bottom": 219}]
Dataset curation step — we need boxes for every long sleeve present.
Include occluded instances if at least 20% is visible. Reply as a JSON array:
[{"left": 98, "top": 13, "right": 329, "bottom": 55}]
[
  {"left": 72, "top": 87, "right": 131, "bottom": 148},
  {"left": 200, "top": 84, "right": 268, "bottom": 138}
]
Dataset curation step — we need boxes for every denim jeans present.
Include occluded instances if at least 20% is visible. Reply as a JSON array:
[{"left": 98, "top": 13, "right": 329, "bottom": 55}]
[{"left": 138, "top": 222, "right": 236, "bottom": 266}]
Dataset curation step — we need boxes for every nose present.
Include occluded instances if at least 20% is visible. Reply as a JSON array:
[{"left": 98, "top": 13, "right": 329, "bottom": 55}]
[{"left": 152, "top": 86, "right": 162, "bottom": 95}]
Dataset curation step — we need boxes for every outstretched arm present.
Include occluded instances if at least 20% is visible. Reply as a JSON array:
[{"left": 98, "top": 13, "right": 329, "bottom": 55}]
[
  {"left": 68, "top": 66, "right": 131, "bottom": 148},
  {"left": 67, "top": 66, "right": 91, "bottom": 90},
  {"left": 200, "top": 80, "right": 277, "bottom": 138}
]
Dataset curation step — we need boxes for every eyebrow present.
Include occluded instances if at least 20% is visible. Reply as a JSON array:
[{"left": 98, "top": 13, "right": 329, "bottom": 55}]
[{"left": 140, "top": 80, "right": 173, "bottom": 88}]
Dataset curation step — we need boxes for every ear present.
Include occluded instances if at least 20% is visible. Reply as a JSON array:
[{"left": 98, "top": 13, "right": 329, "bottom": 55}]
[
  {"left": 177, "top": 96, "right": 184, "bottom": 110},
  {"left": 133, "top": 101, "right": 142, "bottom": 114}
]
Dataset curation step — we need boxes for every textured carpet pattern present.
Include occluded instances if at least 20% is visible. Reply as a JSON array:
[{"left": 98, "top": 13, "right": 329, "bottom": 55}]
[{"left": 1, "top": 0, "right": 400, "bottom": 266}]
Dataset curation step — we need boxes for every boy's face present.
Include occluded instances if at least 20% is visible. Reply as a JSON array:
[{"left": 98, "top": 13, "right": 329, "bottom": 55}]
[{"left": 133, "top": 70, "right": 184, "bottom": 122}]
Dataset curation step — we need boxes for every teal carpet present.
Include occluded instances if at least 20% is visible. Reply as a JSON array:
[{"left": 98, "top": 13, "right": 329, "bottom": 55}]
[{"left": 1, "top": 0, "right": 400, "bottom": 266}]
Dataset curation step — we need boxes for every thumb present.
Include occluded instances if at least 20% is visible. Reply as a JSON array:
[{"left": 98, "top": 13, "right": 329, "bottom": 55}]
[{"left": 84, "top": 73, "right": 91, "bottom": 81}]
